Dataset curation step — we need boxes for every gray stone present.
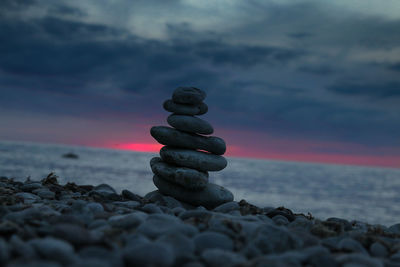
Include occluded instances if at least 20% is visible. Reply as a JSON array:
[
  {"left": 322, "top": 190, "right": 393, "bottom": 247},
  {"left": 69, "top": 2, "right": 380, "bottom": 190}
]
[
  {"left": 86, "top": 202, "right": 104, "bottom": 214},
  {"left": 158, "top": 232, "right": 195, "bottom": 263},
  {"left": 141, "top": 203, "right": 163, "bottom": 214},
  {"left": 28, "top": 237, "right": 75, "bottom": 264},
  {"left": 123, "top": 242, "right": 174, "bottom": 267},
  {"left": 15, "top": 192, "right": 41, "bottom": 204},
  {"left": 163, "top": 99, "right": 208, "bottom": 115},
  {"left": 172, "top": 86, "right": 206, "bottom": 105},
  {"left": 273, "top": 215, "right": 290, "bottom": 226},
  {"left": 153, "top": 175, "right": 233, "bottom": 209},
  {"left": 193, "top": 232, "right": 234, "bottom": 253},
  {"left": 136, "top": 213, "right": 198, "bottom": 239},
  {"left": 10, "top": 234, "right": 37, "bottom": 259},
  {"left": 20, "top": 182, "right": 43, "bottom": 192},
  {"left": 122, "top": 189, "right": 142, "bottom": 202},
  {"left": 79, "top": 246, "right": 123, "bottom": 267},
  {"left": 167, "top": 114, "right": 213, "bottom": 135},
  {"left": 370, "top": 242, "right": 388, "bottom": 258},
  {"left": 91, "top": 184, "right": 118, "bottom": 199},
  {"left": 33, "top": 189, "right": 55, "bottom": 199},
  {"left": 108, "top": 212, "right": 147, "bottom": 229},
  {"left": 151, "top": 126, "right": 226, "bottom": 155},
  {"left": 160, "top": 146, "right": 227, "bottom": 172},
  {"left": 52, "top": 223, "right": 97, "bottom": 246},
  {"left": 327, "top": 217, "right": 352, "bottom": 231},
  {"left": 201, "top": 248, "right": 246, "bottom": 267},
  {"left": 338, "top": 238, "right": 368, "bottom": 254},
  {"left": 7, "top": 260, "right": 62, "bottom": 267},
  {"left": 0, "top": 238, "right": 10, "bottom": 264},
  {"left": 112, "top": 201, "right": 140, "bottom": 209},
  {"left": 289, "top": 217, "right": 314, "bottom": 230},
  {"left": 389, "top": 223, "right": 400, "bottom": 234},
  {"left": 336, "top": 253, "right": 384, "bottom": 267},
  {"left": 213, "top": 201, "right": 239, "bottom": 213},
  {"left": 150, "top": 157, "right": 208, "bottom": 190},
  {"left": 252, "top": 224, "right": 303, "bottom": 254}
]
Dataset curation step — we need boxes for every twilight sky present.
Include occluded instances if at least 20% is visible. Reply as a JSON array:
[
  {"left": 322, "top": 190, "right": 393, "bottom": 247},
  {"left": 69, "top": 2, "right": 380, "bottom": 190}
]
[{"left": 1, "top": 0, "right": 399, "bottom": 168}]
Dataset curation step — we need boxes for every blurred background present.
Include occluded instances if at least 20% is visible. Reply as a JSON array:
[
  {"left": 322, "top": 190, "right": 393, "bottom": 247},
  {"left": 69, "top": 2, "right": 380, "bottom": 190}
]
[{"left": 1, "top": 0, "right": 399, "bottom": 224}]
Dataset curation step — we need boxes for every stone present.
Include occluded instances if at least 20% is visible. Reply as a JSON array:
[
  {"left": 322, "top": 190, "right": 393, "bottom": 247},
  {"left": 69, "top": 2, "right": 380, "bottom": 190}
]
[
  {"left": 172, "top": 87, "right": 206, "bottom": 105},
  {"left": 33, "top": 189, "right": 55, "bottom": 199},
  {"left": 201, "top": 248, "right": 246, "bottom": 267},
  {"left": 20, "top": 182, "right": 43, "bottom": 192},
  {"left": 136, "top": 213, "right": 198, "bottom": 239},
  {"left": 163, "top": 99, "right": 208, "bottom": 115},
  {"left": 336, "top": 253, "right": 384, "bottom": 267},
  {"left": 123, "top": 242, "right": 174, "bottom": 267},
  {"left": 0, "top": 238, "right": 10, "bottom": 264},
  {"left": 141, "top": 203, "right": 163, "bottom": 214},
  {"left": 193, "top": 232, "right": 234, "bottom": 253},
  {"left": 108, "top": 212, "right": 147, "bottom": 230},
  {"left": 158, "top": 232, "right": 196, "bottom": 263},
  {"left": 52, "top": 223, "right": 97, "bottom": 246},
  {"left": 389, "top": 223, "right": 400, "bottom": 234},
  {"left": 15, "top": 192, "right": 41, "bottom": 204},
  {"left": 121, "top": 189, "right": 142, "bottom": 202},
  {"left": 151, "top": 126, "right": 226, "bottom": 155},
  {"left": 28, "top": 237, "right": 75, "bottom": 264},
  {"left": 167, "top": 114, "right": 213, "bottom": 135},
  {"left": 213, "top": 201, "right": 239, "bottom": 213},
  {"left": 338, "top": 237, "right": 368, "bottom": 254},
  {"left": 327, "top": 217, "right": 352, "bottom": 231},
  {"left": 160, "top": 147, "right": 227, "bottom": 172},
  {"left": 150, "top": 157, "right": 208, "bottom": 190},
  {"left": 272, "top": 215, "right": 290, "bottom": 226},
  {"left": 91, "top": 184, "right": 118, "bottom": 199},
  {"left": 370, "top": 242, "right": 388, "bottom": 258},
  {"left": 153, "top": 175, "right": 233, "bottom": 209}
]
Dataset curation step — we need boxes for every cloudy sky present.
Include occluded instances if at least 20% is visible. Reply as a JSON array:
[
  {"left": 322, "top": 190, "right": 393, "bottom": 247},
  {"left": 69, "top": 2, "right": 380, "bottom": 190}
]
[{"left": 1, "top": 0, "right": 399, "bottom": 167}]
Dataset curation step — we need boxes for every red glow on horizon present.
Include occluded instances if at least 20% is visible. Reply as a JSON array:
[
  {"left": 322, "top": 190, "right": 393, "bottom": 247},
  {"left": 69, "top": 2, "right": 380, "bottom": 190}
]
[
  {"left": 113, "top": 143, "right": 162, "bottom": 152},
  {"left": 107, "top": 142, "right": 400, "bottom": 169}
]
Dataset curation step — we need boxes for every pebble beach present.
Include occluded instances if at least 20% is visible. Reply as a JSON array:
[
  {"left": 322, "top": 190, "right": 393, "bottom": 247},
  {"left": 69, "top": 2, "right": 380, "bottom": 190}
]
[{"left": 1, "top": 174, "right": 400, "bottom": 267}]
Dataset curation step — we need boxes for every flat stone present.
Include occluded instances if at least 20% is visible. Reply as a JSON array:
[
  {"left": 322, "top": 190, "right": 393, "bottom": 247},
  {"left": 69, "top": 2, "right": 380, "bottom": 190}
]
[
  {"left": 167, "top": 114, "right": 213, "bottom": 135},
  {"left": 160, "top": 146, "right": 227, "bottom": 172},
  {"left": 163, "top": 100, "right": 208, "bottom": 115},
  {"left": 193, "top": 232, "right": 234, "bottom": 253},
  {"left": 153, "top": 175, "right": 233, "bottom": 209},
  {"left": 201, "top": 248, "right": 246, "bottom": 267},
  {"left": 150, "top": 157, "right": 208, "bottom": 190},
  {"left": 28, "top": 237, "right": 75, "bottom": 264},
  {"left": 123, "top": 242, "right": 174, "bottom": 267},
  {"left": 172, "top": 87, "right": 206, "bottom": 105},
  {"left": 151, "top": 126, "right": 226, "bottom": 155}
]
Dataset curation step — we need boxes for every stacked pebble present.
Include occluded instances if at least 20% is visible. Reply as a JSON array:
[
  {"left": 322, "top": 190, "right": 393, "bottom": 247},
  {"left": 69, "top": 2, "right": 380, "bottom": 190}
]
[{"left": 150, "top": 87, "right": 233, "bottom": 209}]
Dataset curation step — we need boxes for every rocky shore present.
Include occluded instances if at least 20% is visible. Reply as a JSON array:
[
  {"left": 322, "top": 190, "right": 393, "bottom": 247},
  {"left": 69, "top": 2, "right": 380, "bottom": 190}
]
[{"left": 1, "top": 174, "right": 400, "bottom": 267}]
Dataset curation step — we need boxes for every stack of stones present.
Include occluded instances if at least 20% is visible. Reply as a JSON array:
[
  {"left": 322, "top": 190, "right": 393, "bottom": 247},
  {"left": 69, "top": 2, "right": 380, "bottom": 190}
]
[{"left": 150, "top": 87, "right": 233, "bottom": 209}]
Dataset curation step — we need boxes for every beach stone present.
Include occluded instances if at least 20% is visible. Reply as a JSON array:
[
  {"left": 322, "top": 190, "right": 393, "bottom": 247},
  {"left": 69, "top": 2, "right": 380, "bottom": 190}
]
[
  {"left": 10, "top": 235, "right": 37, "bottom": 259},
  {"left": 141, "top": 203, "right": 164, "bottom": 214},
  {"left": 15, "top": 192, "right": 41, "bottom": 204},
  {"left": 153, "top": 175, "right": 233, "bottom": 209},
  {"left": 28, "top": 237, "right": 75, "bottom": 264},
  {"left": 336, "top": 253, "right": 384, "bottom": 267},
  {"left": 167, "top": 114, "right": 213, "bottom": 135},
  {"left": 33, "top": 189, "right": 55, "bottom": 199},
  {"left": 327, "top": 217, "right": 352, "bottom": 231},
  {"left": 52, "top": 223, "right": 97, "bottom": 246},
  {"left": 136, "top": 213, "right": 198, "bottom": 238},
  {"left": 193, "top": 232, "right": 234, "bottom": 253},
  {"left": 213, "top": 201, "right": 239, "bottom": 213},
  {"left": 160, "top": 147, "right": 227, "bottom": 172},
  {"left": 123, "top": 242, "right": 174, "bottom": 267},
  {"left": 20, "top": 182, "right": 43, "bottom": 192},
  {"left": 158, "top": 232, "right": 196, "bottom": 263},
  {"left": 273, "top": 215, "right": 290, "bottom": 226},
  {"left": 370, "top": 242, "right": 388, "bottom": 258},
  {"left": 151, "top": 126, "right": 226, "bottom": 155},
  {"left": 163, "top": 99, "right": 208, "bottom": 115},
  {"left": 7, "top": 260, "right": 62, "bottom": 267},
  {"left": 150, "top": 157, "right": 208, "bottom": 190},
  {"left": 108, "top": 212, "right": 147, "bottom": 229},
  {"left": 0, "top": 238, "right": 10, "bottom": 264},
  {"left": 389, "top": 223, "right": 400, "bottom": 234},
  {"left": 79, "top": 246, "right": 123, "bottom": 267},
  {"left": 121, "top": 189, "right": 142, "bottom": 202},
  {"left": 91, "top": 184, "right": 118, "bottom": 199},
  {"left": 201, "top": 248, "right": 246, "bottom": 267},
  {"left": 86, "top": 202, "right": 104, "bottom": 214},
  {"left": 338, "top": 237, "right": 368, "bottom": 254},
  {"left": 172, "top": 87, "right": 206, "bottom": 105}
]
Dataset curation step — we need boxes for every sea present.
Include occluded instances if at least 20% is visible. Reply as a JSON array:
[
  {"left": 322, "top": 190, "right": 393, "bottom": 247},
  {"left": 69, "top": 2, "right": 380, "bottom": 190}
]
[{"left": 1, "top": 140, "right": 399, "bottom": 226}]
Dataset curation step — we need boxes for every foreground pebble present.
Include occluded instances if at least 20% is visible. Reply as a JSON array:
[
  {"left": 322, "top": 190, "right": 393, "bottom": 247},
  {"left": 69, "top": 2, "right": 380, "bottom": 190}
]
[{"left": 1, "top": 175, "right": 400, "bottom": 267}]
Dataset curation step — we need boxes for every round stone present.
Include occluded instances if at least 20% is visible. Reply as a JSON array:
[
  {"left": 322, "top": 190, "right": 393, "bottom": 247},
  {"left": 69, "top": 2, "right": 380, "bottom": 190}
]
[
  {"left": 153, "top": 175, "right": 234, "bottom": 209},
  {"left": 151, "top": 126, "right": 225, "bottom": 155},
  {"left": 163, "top": 100, "right": 208, "bottom": 115},
  {"left": 150, "top": 157, "right": 208, "bottom": 190},
  {"left": 160, "top": 146, "right": 227, "bottom": 172},
  {"left": 172, "top": 87, "right": 206, "bottom": 105},
  {"left": 167, "top": 115, "right": 213, "bottom": 135}
]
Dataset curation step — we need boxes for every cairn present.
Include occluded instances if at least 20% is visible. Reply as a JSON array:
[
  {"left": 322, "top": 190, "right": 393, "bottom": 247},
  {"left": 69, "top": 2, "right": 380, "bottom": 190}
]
[{"left": 150, "top": 87, "right": 233, "bottom": 209}]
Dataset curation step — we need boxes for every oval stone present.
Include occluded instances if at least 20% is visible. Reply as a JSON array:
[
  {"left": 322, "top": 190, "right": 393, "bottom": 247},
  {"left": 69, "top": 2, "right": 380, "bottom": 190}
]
[
  {"left": 163, "top": 100, "right": 208, "bottom": 115},
  {"left": 153, "top": 175, "right": 234, "bottom": 209},
  {"left": 167, "top": 115, "right": 213, "bottom": 135},
  {"left": 151, "top": 126, "right": 225, "bottom": 155},
  {"left": 172, "top": 87, "right": 206, "bottom": 105},
  {"left": 160, "top": 146, "right": 227, "bottom": 172},
  {"left": 150, "top": 157, "right": 208, "bottom": 190}
]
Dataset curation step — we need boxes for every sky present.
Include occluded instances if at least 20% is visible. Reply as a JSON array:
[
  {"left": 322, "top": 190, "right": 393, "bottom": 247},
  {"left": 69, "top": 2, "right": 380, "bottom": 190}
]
[{"left": 0, "top": 0, "right": 399, "bottom": 168}]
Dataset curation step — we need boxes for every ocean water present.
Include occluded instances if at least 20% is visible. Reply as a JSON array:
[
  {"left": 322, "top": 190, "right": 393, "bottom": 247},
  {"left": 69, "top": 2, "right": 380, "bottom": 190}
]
[{"left": 1, "top": 140, "right": 399, "bottom": 226}]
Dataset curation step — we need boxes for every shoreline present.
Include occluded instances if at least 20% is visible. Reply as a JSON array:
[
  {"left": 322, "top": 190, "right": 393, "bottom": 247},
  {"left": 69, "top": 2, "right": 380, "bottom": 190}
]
[{"left": 1, "top": 174, "right": 400, "bottom": 266}]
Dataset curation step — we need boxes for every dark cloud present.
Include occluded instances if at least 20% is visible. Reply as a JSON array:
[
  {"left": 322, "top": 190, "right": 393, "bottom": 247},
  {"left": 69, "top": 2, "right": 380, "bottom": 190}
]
[
  {"left": 327, "top": 81, "right": 400, "bottom": 98},
  {"left": 0, "top": 0, "right": 399, "bottom": 152}
]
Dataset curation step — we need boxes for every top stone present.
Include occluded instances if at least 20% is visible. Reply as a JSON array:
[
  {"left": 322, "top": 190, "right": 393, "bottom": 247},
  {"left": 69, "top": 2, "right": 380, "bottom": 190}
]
[{"left": 172, "top": 87, "right": 206, "bottom": 105}]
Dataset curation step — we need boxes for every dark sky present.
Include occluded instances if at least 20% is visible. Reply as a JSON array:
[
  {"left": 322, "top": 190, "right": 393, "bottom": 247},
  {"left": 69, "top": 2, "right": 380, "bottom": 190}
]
[{"left": 1, "top": 0, "right": 399, "bottom": 167}]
